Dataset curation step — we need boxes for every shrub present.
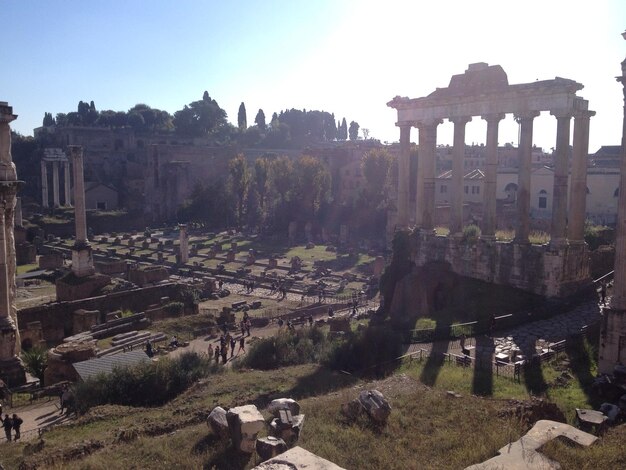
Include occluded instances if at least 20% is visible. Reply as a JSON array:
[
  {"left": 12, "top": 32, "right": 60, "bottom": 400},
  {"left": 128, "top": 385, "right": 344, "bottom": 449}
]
[
  {"left": 236, "top": 327, "right": 332, "bottom": 370},
  {"left": 462, "top": 224, "right": 481, "bottom": 242},
  {"left": 324, "top": 326, "right": 404, "bottom": 377},
  {"left": 73, "top": 352, "right": 217, "bottom": 413},
  {"left": 164, "top": 301, "right": 184, "bottom": 316},
  {"left": 21, "top": 347, "right": 48, "bottom": 385}
]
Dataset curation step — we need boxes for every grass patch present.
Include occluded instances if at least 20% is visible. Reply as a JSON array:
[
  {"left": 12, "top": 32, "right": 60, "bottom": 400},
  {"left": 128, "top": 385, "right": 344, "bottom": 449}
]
[
  {"left": 151, "top": 312, "right": 218, "bottom": 338},
  {"left": 17, "top": 263, "right": 38, "bottom": 275}
]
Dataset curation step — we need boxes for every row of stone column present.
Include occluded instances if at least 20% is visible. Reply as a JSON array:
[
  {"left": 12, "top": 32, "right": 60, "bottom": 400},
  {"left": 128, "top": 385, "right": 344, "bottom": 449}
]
[
  {"left": 396, "top": 110, "right": 593, "bottom": 244},
  {"left": 41, "top": 160, "right": 71, "bottom": 208}
]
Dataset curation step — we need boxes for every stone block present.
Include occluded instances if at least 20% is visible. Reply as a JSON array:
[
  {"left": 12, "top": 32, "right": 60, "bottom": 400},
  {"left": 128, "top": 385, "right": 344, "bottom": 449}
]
[
  {"left": 226, "top": 405, "right": 265, "bottom": 453},
  {"left": 73, "top": 309, "right": 100, "bottom": 334},
  {"left": 256, "top": 436, "right": 287, "bottom": 462},
  {"left": 253, "top": 446, "right": 346, "bottom": 470},
  {"left": 358, "top": 390, "right": 391, "bottom": 424},
  {"left": 269, "top": 413, "right": 305, "bottom": 446},
  {"left": 39, "top": 252, "right": 64, "bottom": 270},
  {"left": 268, "top": 398, "right": 301, "bottom": 418},
  {"left": 207, "top": 406, "right": 230, "bottom": 439}
]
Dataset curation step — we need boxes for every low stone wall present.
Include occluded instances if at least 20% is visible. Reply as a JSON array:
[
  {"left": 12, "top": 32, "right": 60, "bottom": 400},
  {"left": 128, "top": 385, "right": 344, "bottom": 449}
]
[
  {"left": 18, "top": 283, "right": 182, "bottom": 345},
  {"left": 412, "top": 233, "right": 591, "bottom": 298}
]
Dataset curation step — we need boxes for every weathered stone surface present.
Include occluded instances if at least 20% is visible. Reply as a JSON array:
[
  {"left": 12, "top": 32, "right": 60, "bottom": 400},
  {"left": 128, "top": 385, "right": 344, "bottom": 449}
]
[
  {"left": 207, "top": 406, "right": 229, "bottom": 438},
  {"left": 340, "top": 398, "right": 362, "bottom": 421},
  {"left": 268, "top": 398, "right": 301, "bottom": 418},
  {"left": 226, "top": 405, "right": 265, "bottom": 454},
  {"left": 269, "top": 414, "right": 305, "bottom": 446},
  {"left": 465, "top": 420, "right": 597, "bottom": 470},
  {"left": 253, "top": 446, "right": 346, "bottom": 470},
  {"left": 256, "top": 436, "right": 287, "bottom": 462},
  {"left": 358, "top": 389, "right": 391, "bottom": 424}
]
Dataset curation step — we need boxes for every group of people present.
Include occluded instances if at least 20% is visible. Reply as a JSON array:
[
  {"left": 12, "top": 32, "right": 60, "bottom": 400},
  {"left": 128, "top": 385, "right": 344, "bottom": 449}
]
[
  {"left": 277, "top": 315, "right": 315, "bottom": 330},
  {"left": 1, "top": 413, "right": 23, "bottom": 442},
  {"left": 270, "top": 281, "right": 288, "bottom": 299},
  {"left": 244, "top": 279, "right": 256, "bottom": 293},
  {"left": 208, "top": 332, "right": 246, "bottom": 365}
]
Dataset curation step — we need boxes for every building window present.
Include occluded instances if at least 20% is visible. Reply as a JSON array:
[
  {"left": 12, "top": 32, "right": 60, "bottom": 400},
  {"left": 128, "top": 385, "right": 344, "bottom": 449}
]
[
  {"left": 97, "top": 202, "right": 107, "bottom": 211},
  {"left": 440, "top": 185, "right": 447, "bottom": 194},
  {"left": 538, "top": 189, "right": 547, "bottom": 209},
  {"left": 464, "top": 186, "right": 468, "bottom": 194},
  {"left": 615, "top": 188, "right": 620, "bottom": 197},
  {"left": 475, "top": 186, "right": 480, "bottom": 195}
]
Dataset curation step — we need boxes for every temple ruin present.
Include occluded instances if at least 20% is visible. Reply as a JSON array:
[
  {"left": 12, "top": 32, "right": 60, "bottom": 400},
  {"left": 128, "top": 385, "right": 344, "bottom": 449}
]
[
  {"left": 387, "top": 63, "right": 594, "bottom": 298},
  {"left": 41, "top": 148, "right": 71, "bottom": 208}
]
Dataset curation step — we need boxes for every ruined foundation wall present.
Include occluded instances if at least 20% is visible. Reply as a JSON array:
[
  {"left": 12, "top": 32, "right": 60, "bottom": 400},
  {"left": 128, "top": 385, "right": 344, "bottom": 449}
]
[
  {"left": 412, "top": 234, "right": 591, "bottom": 298},
  {"left": 18, "top": 283, "right": 181, "bottom": 344}
]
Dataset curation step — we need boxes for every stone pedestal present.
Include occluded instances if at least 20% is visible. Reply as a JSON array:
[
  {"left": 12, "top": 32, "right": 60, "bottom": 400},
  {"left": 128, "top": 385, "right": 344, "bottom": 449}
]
[
  {"left": 71, "top": 242, "right": 96, "bottom": 277},
  {"left": 599, "top": 308, "right": 626, "bottom": 375}
]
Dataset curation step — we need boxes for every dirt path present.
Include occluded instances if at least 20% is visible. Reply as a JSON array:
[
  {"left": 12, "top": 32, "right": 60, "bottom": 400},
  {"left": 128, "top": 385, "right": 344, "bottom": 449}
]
[{"left": 0, "top": 399, "right": 72, "bottom": 444}]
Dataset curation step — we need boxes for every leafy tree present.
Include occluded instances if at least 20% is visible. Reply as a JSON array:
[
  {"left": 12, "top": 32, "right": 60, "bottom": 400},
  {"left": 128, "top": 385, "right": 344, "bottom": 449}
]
[
  {"left": 255, "top": 109, "right": 266, "bottom": 130},
  {"left": 229, "top": 154, "right": 251, "bottom": 226},
  {"left": 254, "top": 157, "right": 270, "bottom": 213},
  {"left": 269, "top": 156, "right": 294, "bottom": 206},
  {"left": 55, "top": 113, "right": 68, "bottom": 127},
  {"left": 349, "top": 121, "right": 360, "bottom": 141},
  {"left": 294, "top": 155, "right": 331, "bottom": 218},
  {"left": 238, "top": 102, "right": 247, "bottom": 130},
  {"left": 178, "top": 181, "right": 234, "bottom": 228},
  {"left": 362, "top": 148, "right": 393, "bottom": 200},
  {"left": 127, "top": 112, "right": 145, "bottom": 131},
  {"left": 340, "top": 118, "right": 348, "bottom": 140},
  {"left": 271, "top": 112, "right": 279, "bottom": 125},
  {"left": 173, "top": 92, "right": 228, "bottom": 137},
  {"left": 42, "top": 112, "right": 55, "bottom": 126}
]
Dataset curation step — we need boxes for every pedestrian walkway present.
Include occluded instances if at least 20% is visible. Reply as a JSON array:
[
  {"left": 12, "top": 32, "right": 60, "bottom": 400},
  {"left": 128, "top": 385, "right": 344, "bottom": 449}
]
[{"left": 405, "top": 299, "right": 602, "bottom": 361}]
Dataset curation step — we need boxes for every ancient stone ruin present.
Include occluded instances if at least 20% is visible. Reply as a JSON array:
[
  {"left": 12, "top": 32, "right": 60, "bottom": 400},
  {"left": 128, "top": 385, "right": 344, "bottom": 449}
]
[{"left": 0, "top": 101, "right": 26, "bottom": 386}]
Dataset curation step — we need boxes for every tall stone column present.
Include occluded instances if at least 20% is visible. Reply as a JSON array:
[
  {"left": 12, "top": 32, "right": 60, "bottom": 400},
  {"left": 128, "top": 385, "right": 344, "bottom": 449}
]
[
  {"left": 52, "top": 161, "right": 60, "bottom": 207},
  {"left": 611, "top": 53, "right": 626, "bottom": 311},
  {"left": 481, "top": 114, "right": 505, "bottom": 239},
  {"left": 64, "top": 160, "right": 72, "bottom": 206},
  {"left": 69, "top": 146, "right": 94, "bottom": 277},
  {"left": 549, "top": 111, "right": 572, "bottom": 246},
  {"left": 179, "top": 224, "right": 189, "bottom": 264},
  {"left": 396, "top": 124, "right": 411, "bottom": 229},
  {"left": 450, "top": 116, "right": 471, "bottom": 235},
  {"left": 15, "top": 197, "right": 22, "bottom": 228},
  {"left": 41, "top": 160, "right": 48, "bottom": 208},
  {"left": 513, "top": 111, "right": 539, "bottom": 243},
  {"left": 0, "top": 101, "right": 26, "bottom": 386},
  {"left": 569, "top": 110, "right": 594, "bottom": 244},
  {"left": 416, "top": 119, "right": 441, "bottom": 230},
  {"left": 599, "top": 33, "right": 626, "bottom": 374}
]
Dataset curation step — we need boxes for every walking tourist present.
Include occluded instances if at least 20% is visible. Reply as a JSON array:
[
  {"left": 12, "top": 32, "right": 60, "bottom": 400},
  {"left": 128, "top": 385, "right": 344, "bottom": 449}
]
[
  {"left": 11, "top": 414, "right": 22, "bottom": 441},
  {"left": 230, "top": 337, "right": 236, "bottom": 358},
  {"left": 2, "top": 414, "right": 12, "bottom": 442},
  {"left": 214, "top": 346, "right": 220, "bottom": 365},
  {"left": 239, "top": 336, "right": 245, "bottom": 353}
]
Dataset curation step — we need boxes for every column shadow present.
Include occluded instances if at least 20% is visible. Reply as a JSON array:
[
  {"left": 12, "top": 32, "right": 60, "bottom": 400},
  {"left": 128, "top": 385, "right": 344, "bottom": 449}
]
[
  {"left": 565, "top": 332, "right": 602, "bottom": 408},
  {"left": 419, "top": 329, "right": 450, "bottom": 387},
  {"left": 472, "top": 335, "right": 494, "bottom": 396},
  {"left": 513, "top": 332, "right": 548, "bottom": 396}
]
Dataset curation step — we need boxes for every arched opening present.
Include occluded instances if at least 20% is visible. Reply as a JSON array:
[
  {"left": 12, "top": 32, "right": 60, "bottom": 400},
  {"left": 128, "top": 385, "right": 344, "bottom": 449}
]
[
  {"left": 504, "top": 182, "right": 518, "bottom": 202},
  {"left": 21, "top": 338, "right": 33, "bottom": 351},
  {"left": 538, "top": 189, "right": 548, "bottom": 209}
]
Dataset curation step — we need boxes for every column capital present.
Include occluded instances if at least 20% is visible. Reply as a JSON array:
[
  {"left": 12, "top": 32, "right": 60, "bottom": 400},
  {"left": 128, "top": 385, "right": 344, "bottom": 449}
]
[
  {"left": 514, "top": 111, "right": 540, "bottom": 122},
  {"left": 573, "top": 109, "right": 596, "bottom": 120},
  {"left": 415, "top": 118, "right": 443, "bottom": 130},
  {"left": 449, "top": 116, "right": 472, "bottom": 125},
  {"left": 550, "top": 109, "right": 573, "bottom": 119},
  {"left": 395, "top": 121, "right": 414, "bottom": 129},
  {"left": 481, "top": 113, "right": 505, "bottom": 123}
]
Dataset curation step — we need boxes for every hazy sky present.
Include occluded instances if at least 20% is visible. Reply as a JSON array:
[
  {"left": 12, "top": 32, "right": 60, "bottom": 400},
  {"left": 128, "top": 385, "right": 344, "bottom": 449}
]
[{"left": 2, "top": 0, "right": 625, "bottom": 152}]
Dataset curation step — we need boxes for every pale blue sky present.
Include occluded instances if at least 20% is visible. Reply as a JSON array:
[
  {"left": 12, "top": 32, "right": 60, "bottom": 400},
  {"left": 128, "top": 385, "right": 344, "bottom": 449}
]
[{"left": 2, "top": 0, "right": 625, "bottom": 152}]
